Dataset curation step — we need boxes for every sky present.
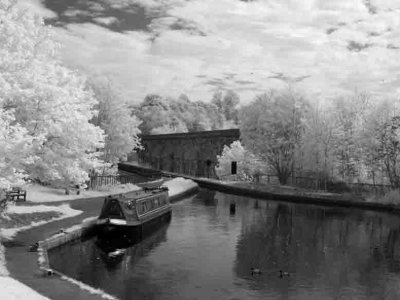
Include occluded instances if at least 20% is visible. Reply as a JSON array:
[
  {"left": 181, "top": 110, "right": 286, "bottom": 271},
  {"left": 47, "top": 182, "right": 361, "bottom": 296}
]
[{"left": 19, "top": 0, "right": 400, "bottom": 105}]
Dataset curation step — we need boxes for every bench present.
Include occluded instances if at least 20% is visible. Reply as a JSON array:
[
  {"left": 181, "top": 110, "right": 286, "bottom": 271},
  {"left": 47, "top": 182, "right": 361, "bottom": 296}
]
[{"left": 6, "top": 187, "right": 27, "bottom": 202}]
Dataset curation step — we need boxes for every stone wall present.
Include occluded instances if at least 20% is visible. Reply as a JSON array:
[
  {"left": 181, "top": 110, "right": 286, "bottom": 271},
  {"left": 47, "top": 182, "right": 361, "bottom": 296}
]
[{"left": 136, "top": 129, "right": 240, "bottom": 178}]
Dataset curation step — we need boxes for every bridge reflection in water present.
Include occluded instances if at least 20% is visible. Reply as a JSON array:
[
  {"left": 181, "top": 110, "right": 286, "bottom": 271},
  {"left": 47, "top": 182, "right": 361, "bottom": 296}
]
[{"left": 49, "top": 189, "right": 400, "bottom": 300}]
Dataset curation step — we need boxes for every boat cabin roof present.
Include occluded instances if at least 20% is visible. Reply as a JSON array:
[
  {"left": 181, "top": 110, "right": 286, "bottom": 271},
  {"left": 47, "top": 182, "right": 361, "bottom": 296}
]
[
  {"left": 114, "top": 186, "right": 169, "bottom": 202},
  {"left": 99, "top": 186, "right": 170, "bottom": 224}
]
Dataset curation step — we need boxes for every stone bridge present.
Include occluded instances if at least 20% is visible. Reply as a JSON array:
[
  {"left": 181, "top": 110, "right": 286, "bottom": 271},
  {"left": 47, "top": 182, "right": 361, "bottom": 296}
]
[{"left": 135, "top": 129, "right": 240, "bottom": 178}]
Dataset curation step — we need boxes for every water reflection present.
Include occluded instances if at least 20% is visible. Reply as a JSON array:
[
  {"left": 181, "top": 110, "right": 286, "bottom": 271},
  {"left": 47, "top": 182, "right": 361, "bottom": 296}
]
[
  {"left": 49, "top": 189, "right": 400, "bottom": 299},
  {"left": 50, "top": 223, "right": 169, "bottom": 292},
  {"left": 233, "top": 197, "right": 400, "bottom": 299}
]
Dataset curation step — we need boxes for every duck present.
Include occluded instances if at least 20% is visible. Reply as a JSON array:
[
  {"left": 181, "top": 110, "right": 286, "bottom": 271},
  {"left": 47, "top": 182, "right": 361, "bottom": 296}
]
[
  {"left": 108, "top": 248, "right": 126, "bottom": 258},
  {"left": 54, "top": 228, "right": 66, "bottom": 235},
  {"left": 251, "top": 267, "right": 262, "bottom": 275},
  {"left": 28, "top": 242, "right": 39, "bottom": 252},
  {"left": 279, "top": 270, "right": 290, "bottom": 278}
]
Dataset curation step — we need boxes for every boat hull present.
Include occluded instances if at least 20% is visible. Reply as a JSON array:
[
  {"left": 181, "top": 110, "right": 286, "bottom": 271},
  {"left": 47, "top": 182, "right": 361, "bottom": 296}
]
[{"left": 97, "top": 209, "right": 172, "bottom": 242}]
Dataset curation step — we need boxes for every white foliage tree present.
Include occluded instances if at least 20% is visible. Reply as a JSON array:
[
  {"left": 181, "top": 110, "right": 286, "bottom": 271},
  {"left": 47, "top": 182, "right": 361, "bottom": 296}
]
[
  {"left": 150, "top": 116, "right": 188, "bottom": 134},
  {"left": 0, "top": 1, "right": 105, "bottom": 188},
  {"left": 301, "top": 102, "right": 337, "bottom": 181},
  {"left": 89, "top": 76, "right": 142, "bottom": 168},
  {"left": 361, "top": 99, "right": 400, "bottom": 186},
  {"left": 0, "top": 110, "right": 34, "bottom": 193},
  {"left": 330, "top": 93, "right": 370, "bottom": 182},
  {"left": 239, "top": 89, "right": 308, "bottom": 184},
  {"left": 215, "top": 141, "right": 265, "bottom": 181}
]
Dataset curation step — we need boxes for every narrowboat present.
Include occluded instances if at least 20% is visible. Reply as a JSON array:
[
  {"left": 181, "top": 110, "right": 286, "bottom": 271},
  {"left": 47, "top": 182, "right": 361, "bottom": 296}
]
[{"left": 96, "top": 185, "right": 171, "bottom": 240}]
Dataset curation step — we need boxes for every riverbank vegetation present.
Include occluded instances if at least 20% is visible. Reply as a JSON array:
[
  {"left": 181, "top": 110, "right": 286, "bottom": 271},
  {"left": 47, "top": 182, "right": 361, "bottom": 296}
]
[{"left": 216, "top": 88, "right": 400, "bottom": 203}]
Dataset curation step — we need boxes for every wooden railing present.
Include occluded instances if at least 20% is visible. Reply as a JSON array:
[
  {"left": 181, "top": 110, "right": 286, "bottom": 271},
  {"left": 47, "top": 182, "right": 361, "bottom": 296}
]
[
  {"left": 347, "top": 182, "right": 393, "bottom": 194},
  {"left": 88, "top": 174, "right": 139, "bottom": 190}
]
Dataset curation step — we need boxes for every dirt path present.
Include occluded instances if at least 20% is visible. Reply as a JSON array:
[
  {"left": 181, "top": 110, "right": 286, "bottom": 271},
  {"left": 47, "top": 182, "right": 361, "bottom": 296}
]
[{"left": 4, "top": 196, "right": 110, "bottom": 300}]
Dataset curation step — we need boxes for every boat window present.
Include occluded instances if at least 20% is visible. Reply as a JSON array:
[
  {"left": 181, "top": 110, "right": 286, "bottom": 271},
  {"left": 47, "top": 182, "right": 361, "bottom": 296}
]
[
  {"left": 101, "top": 200, "right": 125, "bottom": 219},
  {"left": 137, "top": 196, "right": 167, "bottom": 215},
  {"left": 140, "top": 201, "right": 147, "bottom": 214}
]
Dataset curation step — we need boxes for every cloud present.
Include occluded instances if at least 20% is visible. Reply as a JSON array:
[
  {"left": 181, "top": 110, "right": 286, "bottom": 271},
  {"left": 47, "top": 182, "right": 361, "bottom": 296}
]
[
  {"left": 94, "top": 16, "right": 119, "bottom": 26},
  {"left": 28, "top": 0, "right": 400, "bottom": 103},
  {"left": 18, "top": 0, "right": 57, "bottom": 19}
]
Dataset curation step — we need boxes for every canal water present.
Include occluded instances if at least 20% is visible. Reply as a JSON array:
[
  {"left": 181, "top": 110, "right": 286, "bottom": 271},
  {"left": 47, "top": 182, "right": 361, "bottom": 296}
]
[{"left": 49, "top": 189, "right": 400, "bottom": 300}]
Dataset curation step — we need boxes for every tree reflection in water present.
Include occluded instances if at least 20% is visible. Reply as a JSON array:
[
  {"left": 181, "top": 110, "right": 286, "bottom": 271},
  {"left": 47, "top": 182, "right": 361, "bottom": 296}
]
[{"left": 232, "top": 194, "right": 400, "bottom": 298}]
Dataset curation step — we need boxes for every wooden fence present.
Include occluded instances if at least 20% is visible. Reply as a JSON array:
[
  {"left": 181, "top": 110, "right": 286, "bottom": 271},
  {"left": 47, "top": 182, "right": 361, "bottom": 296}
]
[
  {"left": 88, "top": 175, "right": 140, "bottom": 190},
  {"left": 347, "top": 182, "right": 394, "bottom": 195}
]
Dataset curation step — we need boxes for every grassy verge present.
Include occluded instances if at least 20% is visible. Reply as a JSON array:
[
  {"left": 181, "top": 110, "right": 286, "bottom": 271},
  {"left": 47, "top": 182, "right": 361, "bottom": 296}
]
[
  {"left": 366, "top": 189, "right": 400, "bottom": 205},
  {"left": 0, "top": 212, "right": 62, "bottom": 230}
]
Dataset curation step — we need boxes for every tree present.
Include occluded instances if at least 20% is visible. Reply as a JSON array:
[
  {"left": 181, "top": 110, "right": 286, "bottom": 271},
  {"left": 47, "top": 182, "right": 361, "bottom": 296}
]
[
  {"left": 211, "top": 91, "right": 223, "bottom": 112},
  {"left": 202, "top": 102, "right": 224, "bottom": 130},
  {"left": 359, "top": 99, "right": 395, "bottom": 185},
  {"left": 211, "top": 90, "right": 240, "bottom": 128},
  {"left": 133, "top": 93, "right": 226, "bottom": 134},
  {"left": 301, "top": 102, "right": 337, "bottom": 184},
  {"left": 222, "top": 90, "right": 240, "bottom": 123},
  {"left": 361, "top": 99, "right": 400, "bottom": 187},
  {"left": 89, "top": 76, "right": 142, "bottom": 165},
  {"left": 330, "top": 93, "right": 370, "bottom": 182},
  {"left": 0, "top": 110, "right": 34, "bottom": 193},
  {"left": 150, "top": 116, "right": 188, "bottom": 134},
  {"left": 215, "top": 141, "right": 265, "bottom": 181},
  {"left": 0, "top": 1, "right": 105, "bottom": 188},
  {"left": 172, "top": 94, "right": 211, "bottom": 132},
  {"left": 239, "top": 89, "right": 308, "bottom": 184},
  {"left": 377, "top": 115, "right": 400, "bottom": 187},
  {"left": 132, "top": 94, "right": 173, "bottom": 134}
]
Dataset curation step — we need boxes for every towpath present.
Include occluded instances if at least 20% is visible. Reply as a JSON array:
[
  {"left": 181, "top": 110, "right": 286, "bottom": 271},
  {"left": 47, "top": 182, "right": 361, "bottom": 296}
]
[
  {"left": 3, "top": 177, "right": 198, "bottom": 300},
  {"left": 4, "top": 196, "right": 109, "bottom": 300}
]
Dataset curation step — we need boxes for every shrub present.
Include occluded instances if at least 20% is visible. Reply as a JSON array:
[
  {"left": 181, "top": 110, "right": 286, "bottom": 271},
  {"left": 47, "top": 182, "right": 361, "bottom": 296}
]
[
  {"left": 372, "top": 189, "right": 400, "bottom": 205},
  {"left": 215, "top": 141, "right": 267, "bottom": 181}
]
